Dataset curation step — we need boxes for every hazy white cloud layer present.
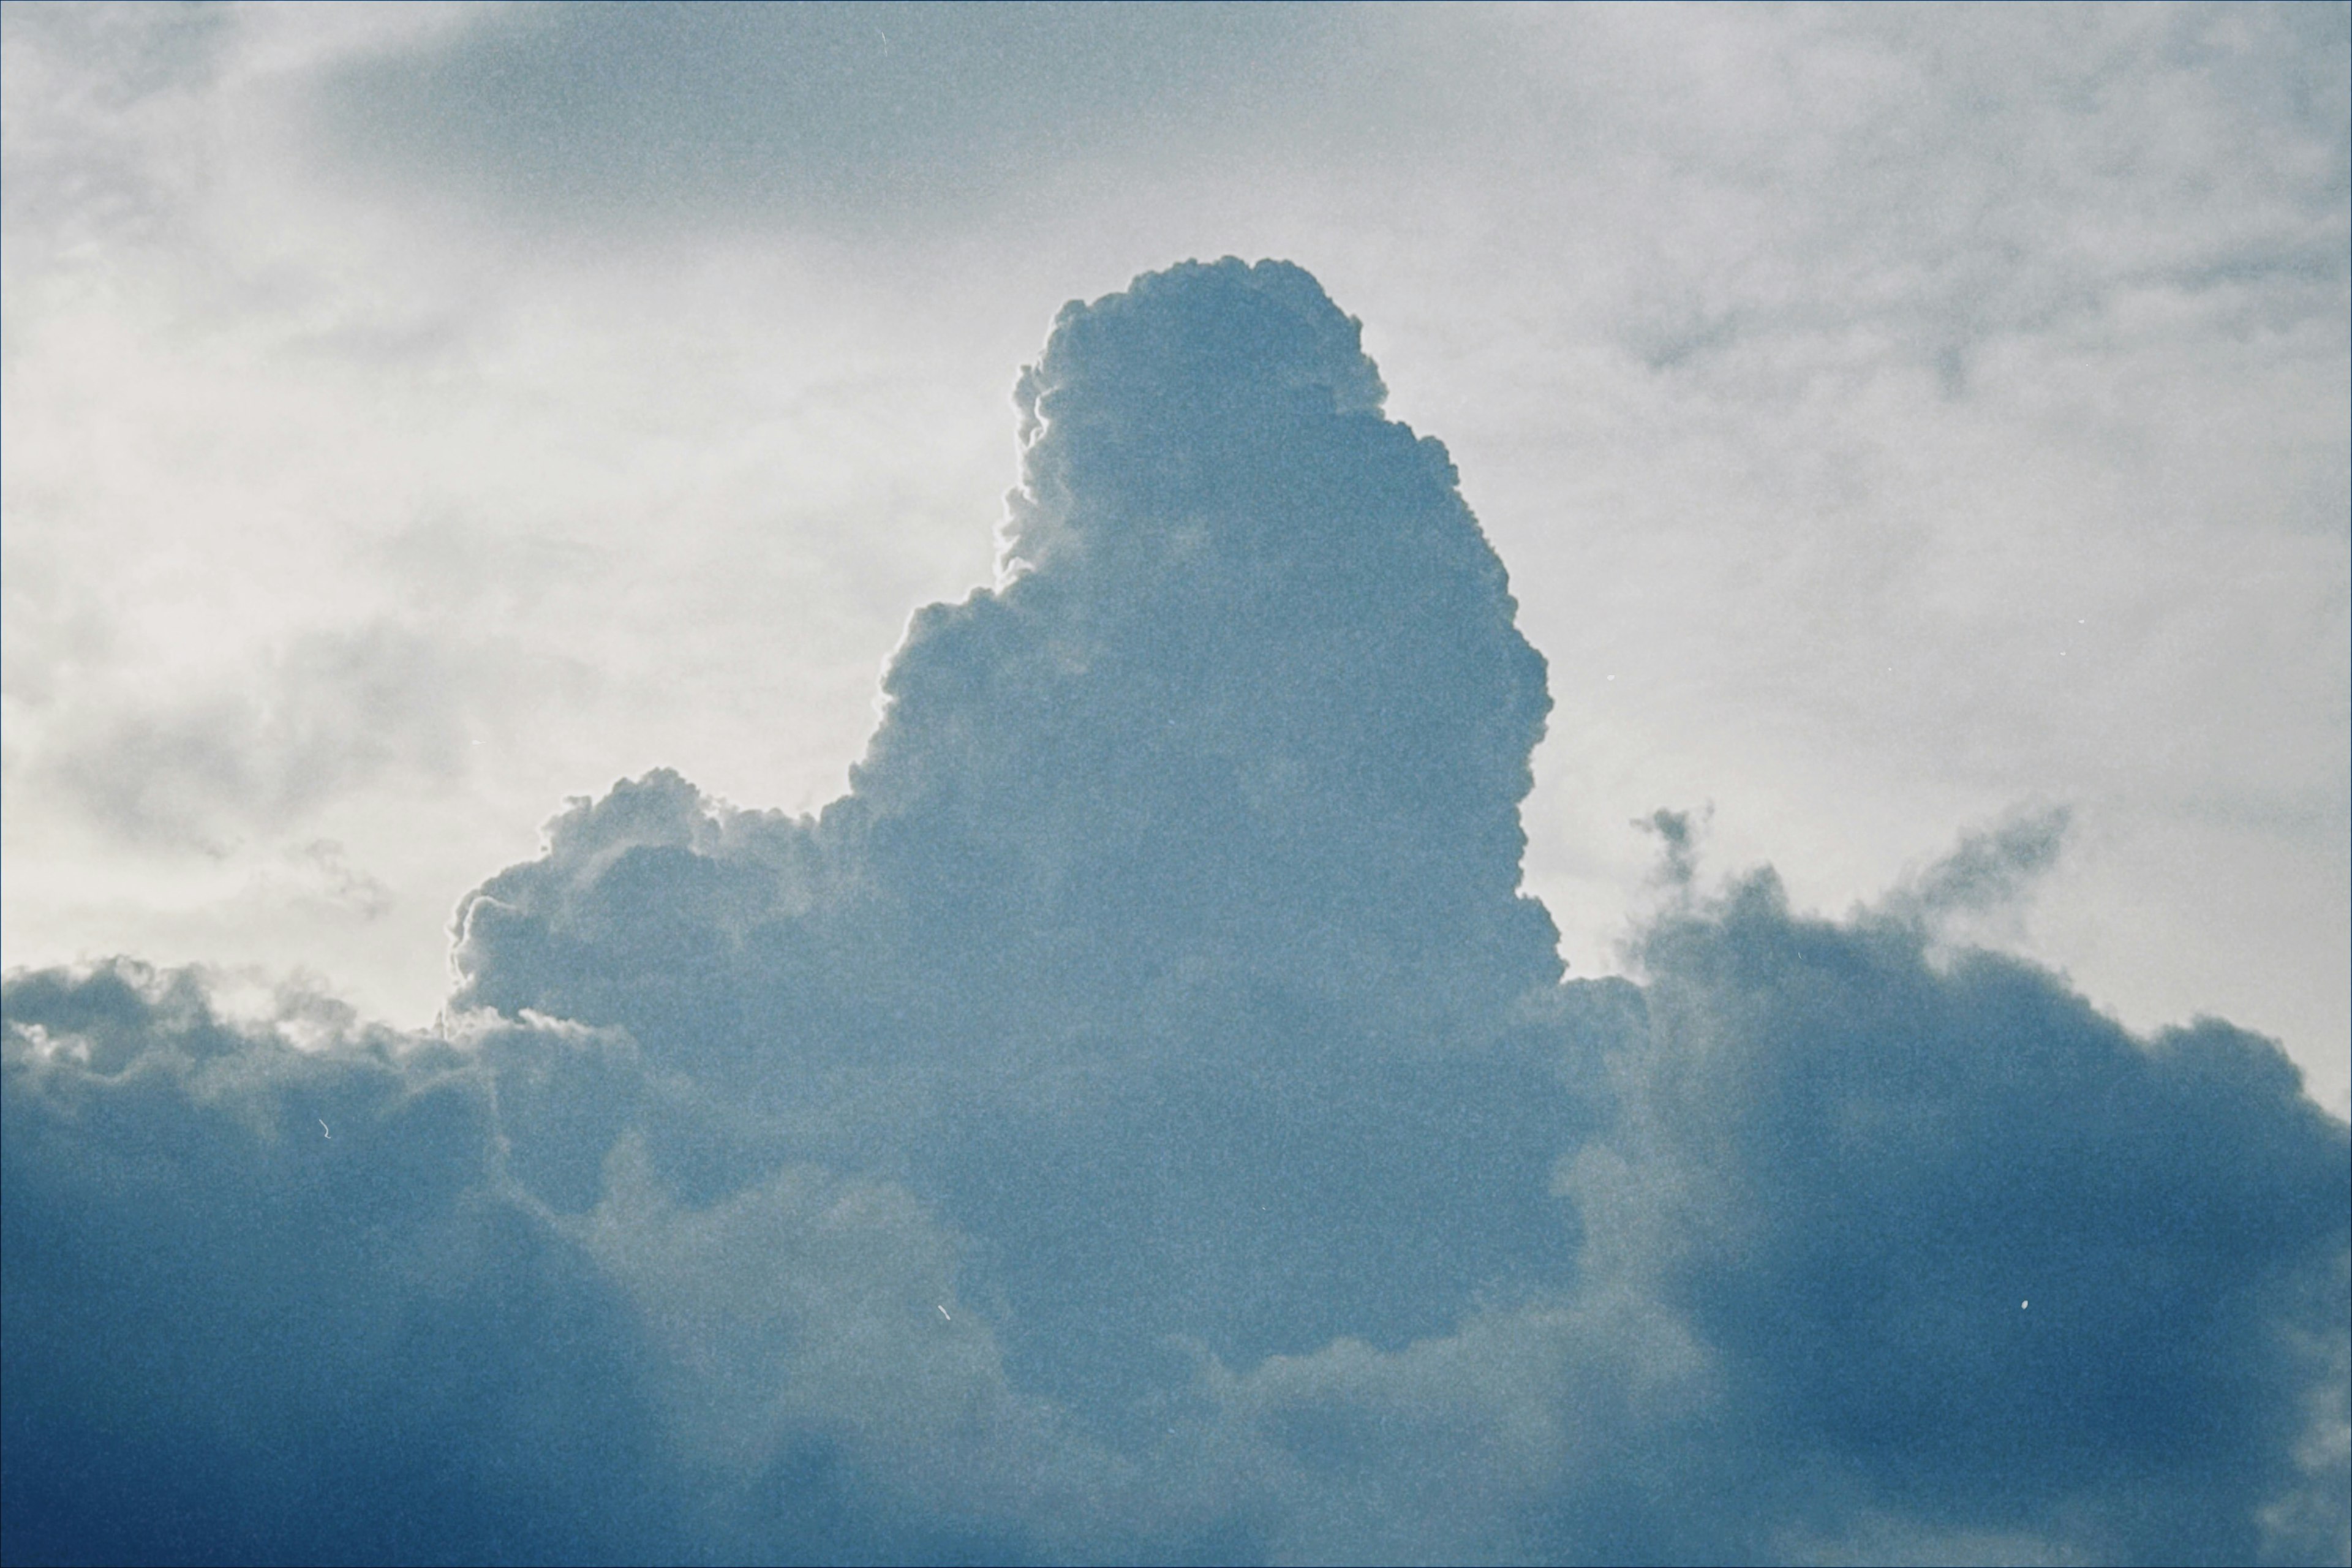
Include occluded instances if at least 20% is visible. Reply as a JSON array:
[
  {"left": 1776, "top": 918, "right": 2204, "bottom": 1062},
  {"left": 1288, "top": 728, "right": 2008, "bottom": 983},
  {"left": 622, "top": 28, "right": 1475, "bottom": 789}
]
[
  {"left": 3, "top": 5, "right": 2348, "bottom": 1563},
  {"left": 4, "top": 1, "right": 2343, "bottom": 1115}
]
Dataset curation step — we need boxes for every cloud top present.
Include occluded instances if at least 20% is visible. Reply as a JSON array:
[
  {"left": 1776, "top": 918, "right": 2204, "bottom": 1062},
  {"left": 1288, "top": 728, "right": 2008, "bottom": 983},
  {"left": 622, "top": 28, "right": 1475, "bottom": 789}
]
[{"left": 456, "top": 258, "right": 1559, "bottom": 1063}]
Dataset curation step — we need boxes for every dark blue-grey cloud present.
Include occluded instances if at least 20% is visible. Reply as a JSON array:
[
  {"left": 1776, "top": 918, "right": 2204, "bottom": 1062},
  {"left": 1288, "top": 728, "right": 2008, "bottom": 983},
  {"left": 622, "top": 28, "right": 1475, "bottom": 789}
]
[
  {"left": 0, "top": 962, "right": 1093, "bottom": 1566},
  {"left": 4, "top": 260, "right": 2344, "bottom": 1566},
  {"left": 0, "top": 964, "right": 674, "bottom": 1566},
  {"left": 1556, "top": 864, "right": 2350, "bottom": 1561},
  {"left": 314, "top": 3, "right": 1346, "bottom": 231}
]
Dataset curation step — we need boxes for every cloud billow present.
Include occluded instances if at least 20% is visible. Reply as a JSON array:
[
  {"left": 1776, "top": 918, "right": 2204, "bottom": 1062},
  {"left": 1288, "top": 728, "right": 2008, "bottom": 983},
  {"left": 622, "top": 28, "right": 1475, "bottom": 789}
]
[
  {"left": 5, "top": 260, "right": 2345, "bottom": 1566},
  {"left": 0, "top": 966, "right": 676, "bottom": 1566},
  {"left": 1555, "top": 866, "right": 2350, "bottom": 1561}
]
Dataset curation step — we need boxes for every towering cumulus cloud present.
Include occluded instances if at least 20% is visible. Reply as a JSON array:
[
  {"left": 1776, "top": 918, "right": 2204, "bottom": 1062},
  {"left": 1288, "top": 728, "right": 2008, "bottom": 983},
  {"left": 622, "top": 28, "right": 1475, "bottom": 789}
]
[
  {"left": 448, "top": 261, "right": 1585, "bottom": 1415},
  {"left": 6, "top": 261, "right": 2346, "bottom": 1566}
]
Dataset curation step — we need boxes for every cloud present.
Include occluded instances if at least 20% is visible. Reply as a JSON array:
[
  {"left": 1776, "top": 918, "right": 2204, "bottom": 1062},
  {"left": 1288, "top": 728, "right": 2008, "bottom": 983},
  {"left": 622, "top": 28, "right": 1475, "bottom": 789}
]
[
  {"left": 0, "top": 962, "right": 676, "bottom": 1566},
  {"left": 1561, "top": 858, "right": 2349, "bottom": 1561},
  {"left": 1139, "top": 824, "right": 2345, "bottom": 1565},
  {"left": 311, "top": 4, "right": 1347, "bottom": 232},
  {"left": 447, "top": 260, "right": 1586, "bottom": 1424},
  {"left": 1561, "top": 3, "right": 2352, "bottom": 392},
  {"left": 29, "top": 622, "right": 475, "bottom": 851},
  {"left": 5, "top": 260, "right": 2345, "bottom": 1566},
  {"left": 456, "top": 261, "right": 1559, "bottom": 1042},
  {"left": 1879, "top": 805, "right": 2071, "bottom": 925}
]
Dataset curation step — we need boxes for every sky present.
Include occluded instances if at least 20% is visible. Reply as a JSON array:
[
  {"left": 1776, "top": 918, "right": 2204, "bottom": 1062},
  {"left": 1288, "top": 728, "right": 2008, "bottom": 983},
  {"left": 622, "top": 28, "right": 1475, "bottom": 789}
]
[{"left": 2, "top": 5, "right": 2348, "bottom": 1565}]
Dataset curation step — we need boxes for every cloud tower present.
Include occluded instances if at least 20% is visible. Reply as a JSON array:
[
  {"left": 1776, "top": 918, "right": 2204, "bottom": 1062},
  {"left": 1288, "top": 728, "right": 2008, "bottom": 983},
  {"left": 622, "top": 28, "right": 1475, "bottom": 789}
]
[{"left": 450, "top": 259, "right": 1586, "bottom": 1412}]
